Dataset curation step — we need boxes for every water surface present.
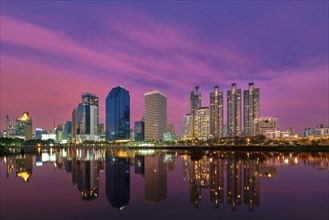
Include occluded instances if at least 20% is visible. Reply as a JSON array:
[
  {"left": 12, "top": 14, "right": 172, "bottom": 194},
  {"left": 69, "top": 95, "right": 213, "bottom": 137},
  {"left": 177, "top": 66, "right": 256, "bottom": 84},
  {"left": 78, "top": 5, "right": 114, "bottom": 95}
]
[{"left": 1, "top": 148, "right": 328, "bottom": 220}]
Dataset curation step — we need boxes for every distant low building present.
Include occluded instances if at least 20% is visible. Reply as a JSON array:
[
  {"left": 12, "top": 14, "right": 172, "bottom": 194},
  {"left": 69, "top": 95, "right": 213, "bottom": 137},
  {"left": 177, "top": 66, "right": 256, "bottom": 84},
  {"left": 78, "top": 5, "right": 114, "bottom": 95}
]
[
  {"left": 254, "top": 117, "right": 278, "bottom": 136},
  {"left": 304, "top": 124, "right": 329, "bottom": 138},
  {"left": 163, "top": 132, "right": 175, "bottom": 142},
  {"left": 6, "top": 112, "right": 33, "bottom": 140}
]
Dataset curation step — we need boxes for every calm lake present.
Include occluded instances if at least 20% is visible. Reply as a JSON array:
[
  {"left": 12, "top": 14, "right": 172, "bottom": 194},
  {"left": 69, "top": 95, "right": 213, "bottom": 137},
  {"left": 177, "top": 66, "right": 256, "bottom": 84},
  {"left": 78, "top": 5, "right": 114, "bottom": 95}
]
[{"left": 1, "top": 148, "right": 328, "bottom": 220}]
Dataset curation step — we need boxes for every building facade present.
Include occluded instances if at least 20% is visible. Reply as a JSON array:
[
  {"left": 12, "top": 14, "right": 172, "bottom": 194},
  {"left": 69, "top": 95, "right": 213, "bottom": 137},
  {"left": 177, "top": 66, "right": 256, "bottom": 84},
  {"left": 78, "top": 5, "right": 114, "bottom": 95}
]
[
  {"left": 76, "top": 93, "right": 99, "bottom": 142},
  {"left": 254, "top": 117, "right": 278, "bottom": 136},
  {"left": 144, "top": 91, "right": 167, "bottom": 141},
  {"left": 13, "top": 112, "right": 33, "bottom": 140},
  {"left": 134, "top": 118, "right": 145, "bottom": 141},
  {"left": 189, "top": 86, "right": 202, "bottom": 138},
  {"left": 71, "top": 108, "right": 77, "bottom": 143},
  {"left": 210, "top": 86, "right": 224, "bottom": 139},
  {"left": 194, "top": 107, "right": 210, "bottom": 141},
  {"left": 106, "top": 86, "right": 130, "bottom": 141},
  {"left": 182, "top": 114, "right": 192, "bottom": 140},
  {"left": 243, "top": 82, "right": 260, "bottom": 136},
  {"left": 227, "top": 83, "right": 242, "bottom": 136}
]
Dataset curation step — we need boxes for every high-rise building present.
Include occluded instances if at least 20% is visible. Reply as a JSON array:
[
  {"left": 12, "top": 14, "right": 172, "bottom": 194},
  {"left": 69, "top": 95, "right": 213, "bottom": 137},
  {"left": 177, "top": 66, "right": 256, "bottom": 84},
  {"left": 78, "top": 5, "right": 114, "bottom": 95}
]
[
  {"left": 144, "top": 91, "right": 167, "bottom": 141},
  {"left": 210, "top": 86, "right": 224, "bottom": 139},
  {"left": 227, "top": 83, "right": 242, "bottom": 136},
  {"left": 189, "top": 86, "right": 202, "bottom": 138},
  {"left": 243, "top": 83, "right": 260, "bottom": 136},
  {"left": 98, "top": 123, "right": 105, "bottom": 140},
  {"left": 189, "top": 86, "right": 202, "bottom": 115},
  {"left": 15, "top": 112, "right": 33, "bottom": 140},
  {"left": 62, "top": 121, "right": 72, "bottom": 141},
  {"left": 76, "top": 93, "right": 99, "bottom": 142},
  {"left": 134, "top": 117, "right": 145, "bottom": 141},
  {"left": 106, "top": 86, "right": 130, "bottom": 141},
  {"left": 194, "top": 107, "right": 210, "bottom": 141},
  {"left": 6, "top": 115, "right": 16, "bottom": 138},
  {"left": 182, "top": 114, "right": 192, "bottom": 140},
  {"left": 71, "top": 108, "right": 77, "bottom": 143}
]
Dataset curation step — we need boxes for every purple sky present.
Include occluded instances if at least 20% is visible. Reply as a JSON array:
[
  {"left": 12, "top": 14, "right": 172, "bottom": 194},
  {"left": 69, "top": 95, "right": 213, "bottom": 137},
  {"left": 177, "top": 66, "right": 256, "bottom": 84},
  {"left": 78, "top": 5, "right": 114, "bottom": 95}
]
[{"left": 1, "top": 1, "right": 328, "bottom": 135}]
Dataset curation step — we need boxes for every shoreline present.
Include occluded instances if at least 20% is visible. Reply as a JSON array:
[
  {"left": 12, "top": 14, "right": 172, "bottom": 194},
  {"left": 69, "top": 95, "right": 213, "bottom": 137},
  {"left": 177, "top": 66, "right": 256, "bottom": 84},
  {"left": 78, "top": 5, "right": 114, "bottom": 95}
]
[{"left": 1, "top": 145, "right": 328, "bottom": 155}]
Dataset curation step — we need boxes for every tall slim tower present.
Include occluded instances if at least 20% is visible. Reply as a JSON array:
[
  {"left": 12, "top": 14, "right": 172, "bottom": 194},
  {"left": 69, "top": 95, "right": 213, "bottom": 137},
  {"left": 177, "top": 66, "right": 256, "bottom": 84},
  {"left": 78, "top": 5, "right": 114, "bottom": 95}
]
[
  {"left": 227, "top": 83, "right": 242, "bottom": 136},
  {"left": 210, "top": 86, "right": 224, "bottom": 139},
  {"left": 243, "top": 82, "right": 260, "bottom": 136},
  {"left": 144, "top": 91, "right": 167, "bottom": 141},
  {"left": 76, "top": 92, "right": 99, "bottom": 142},
  {"left": 106, "top": 86, "right": 130, "bottom": 141},
  {"left": 189, "top": 86, "right": 202, "bottom": 138},
  {"left": 72, "top": 108, "right": 77, "bottom": 143}
]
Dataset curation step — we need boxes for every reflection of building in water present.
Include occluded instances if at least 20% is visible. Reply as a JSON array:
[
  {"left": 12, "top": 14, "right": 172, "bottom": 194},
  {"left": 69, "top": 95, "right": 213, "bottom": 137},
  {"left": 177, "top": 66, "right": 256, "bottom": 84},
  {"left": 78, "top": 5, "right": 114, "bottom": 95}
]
[
  {"left": 15, "top": 154, "right": 33, "bottom": 182},
  {"left": 145, "top": 155, "right": 167, "bottom": 204},
  {"left": 135, "top": 155, "right": 145, "bottom": 175},
  {"left": 243, "top": 160, "right": 260, "bottom": 211},
  {"left": 303, "top": 156, "right": 329, "bottom": 170},
  {"left": 209, "top": 157, "right": 224, "bottom": 208},
  {"left": 106, "top": 153, "right": 130, "bottom": 210},
  {"left": 76, "top": 159, "right": 99, "bottom": 200},
  {"left": 164, "top": 154, "right": 176, "bottom": 172},
  {"left": 188, "top": 156, "right": 210, "bottom": 208},
  {"left": 189, "top": 163, "right": 202, "bottom": 208},
  {"left": 227, "top": 159, "right": 242, "bottom": 211},
  {"left": 259, "top": 159, "right": 278, "bottom": 178}
]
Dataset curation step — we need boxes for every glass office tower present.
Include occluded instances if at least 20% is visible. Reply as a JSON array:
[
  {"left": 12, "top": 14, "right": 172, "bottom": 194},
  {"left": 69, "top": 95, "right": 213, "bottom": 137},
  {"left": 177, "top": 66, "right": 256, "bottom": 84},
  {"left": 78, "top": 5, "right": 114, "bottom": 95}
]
[{"left": 106, "top": 86, "right": 130, "bottom": 141}]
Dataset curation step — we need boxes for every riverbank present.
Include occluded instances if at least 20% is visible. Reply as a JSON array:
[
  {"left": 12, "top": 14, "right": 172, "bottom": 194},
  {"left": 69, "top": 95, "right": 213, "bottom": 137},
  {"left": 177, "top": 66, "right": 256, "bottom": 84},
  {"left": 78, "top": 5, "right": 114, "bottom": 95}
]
[{"left": 0, "top": 144, "right": 328, "bottom": 155}]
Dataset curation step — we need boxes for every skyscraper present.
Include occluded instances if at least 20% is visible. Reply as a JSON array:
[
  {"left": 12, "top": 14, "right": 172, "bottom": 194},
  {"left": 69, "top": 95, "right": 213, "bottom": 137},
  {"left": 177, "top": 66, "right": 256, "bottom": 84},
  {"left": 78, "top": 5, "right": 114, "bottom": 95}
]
[
  {"left": 189, "top": 86, "right": 202, "bottom": 138},
  {"left": 72, "top": 108, "right": 77, "bottom": 143},
  {"left": 182, "top": 114, "right": 192, "bottom": 140},
  {"left": 210, "top": 86, "right": 224, "bottom": 139},
  {"left": 63, "top": 121, "right": 72, "bottom": 141},
  {"left": 135, "top": 117, "right": 145, "bottom": 141},
  {"left": 144, "top": 91, "right": 167, "bottom": 141},
  {"left": 194, "top": 107, "right": 210, "bottom": 141},
  {"left": 243, "top": 83, "right": 260, "bottom": 136},
  {"left": 227, "top": 83, "right": 242, "bottom": 136},
  {"left": 189, "top": 86, "right": 202, "bottom": 114},
  {"left": 76, "top": 92, "right": 99, "bottom": 142},
  {"left": 106, "top": 86, "right": 130, "bottom": 141}
]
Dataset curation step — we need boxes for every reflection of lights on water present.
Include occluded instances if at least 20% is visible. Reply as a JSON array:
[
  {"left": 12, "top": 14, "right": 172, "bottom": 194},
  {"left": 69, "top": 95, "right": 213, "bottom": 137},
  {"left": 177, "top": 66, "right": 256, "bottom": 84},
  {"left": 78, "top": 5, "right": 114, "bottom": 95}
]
[{"left": 284, "top": 158, "right": 289, "bottom": 164}]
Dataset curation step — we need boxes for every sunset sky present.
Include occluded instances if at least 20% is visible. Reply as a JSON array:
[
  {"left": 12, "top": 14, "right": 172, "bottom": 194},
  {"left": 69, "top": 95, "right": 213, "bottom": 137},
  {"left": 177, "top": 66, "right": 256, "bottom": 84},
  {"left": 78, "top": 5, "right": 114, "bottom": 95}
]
[{"left": 1, "top": 1, "right": 328, "bottom": 135}]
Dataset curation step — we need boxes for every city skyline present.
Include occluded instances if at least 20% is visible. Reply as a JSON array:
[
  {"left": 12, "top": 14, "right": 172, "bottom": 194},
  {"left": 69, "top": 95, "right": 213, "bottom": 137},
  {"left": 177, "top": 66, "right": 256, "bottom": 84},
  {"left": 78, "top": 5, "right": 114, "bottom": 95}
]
[{"left": 1, "top": 1, "right": 328, "bottom": 135}]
